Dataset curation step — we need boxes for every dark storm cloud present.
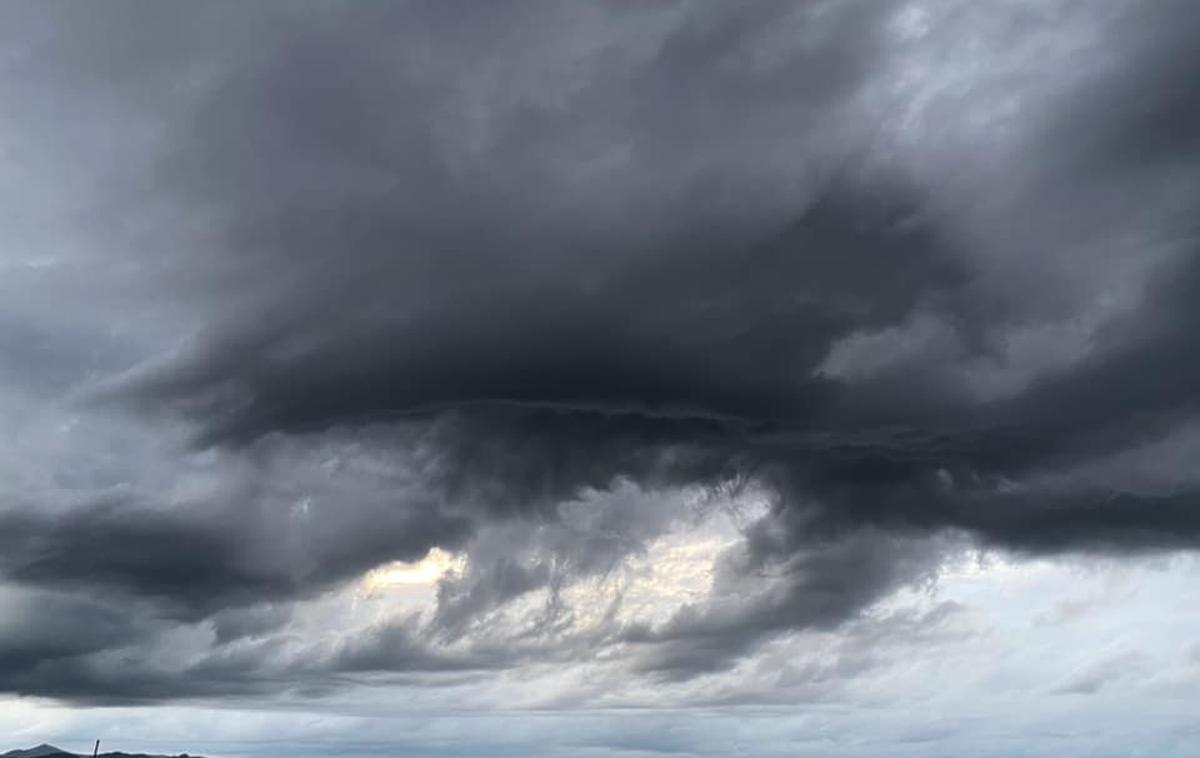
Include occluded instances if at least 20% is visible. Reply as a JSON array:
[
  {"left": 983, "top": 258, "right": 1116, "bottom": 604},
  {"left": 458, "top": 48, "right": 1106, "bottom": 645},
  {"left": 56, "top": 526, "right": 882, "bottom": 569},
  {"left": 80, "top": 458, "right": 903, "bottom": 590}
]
[
  {"left": 0, "top": 564, "right": 498, "bottom": 704},
  {"left": 1, "top": 0, "right": 1200, "bottom": 702},
  {"left": 0, "top": 467, "right": 472, "bottom": 620},
  {"left": 0, "top": 590, "right": 144, "bottom": 672},
  {"left": 106, "top": 0, "right": 911, "bottom": 442},
  {"left": 0, "top": 500, "right": 287, "bottom": 616}
]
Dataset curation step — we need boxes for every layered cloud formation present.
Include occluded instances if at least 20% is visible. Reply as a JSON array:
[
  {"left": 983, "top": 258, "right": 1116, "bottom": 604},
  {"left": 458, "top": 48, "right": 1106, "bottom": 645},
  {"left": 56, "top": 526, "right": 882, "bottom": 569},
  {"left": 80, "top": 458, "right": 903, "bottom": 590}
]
[{"left": 0, "top": 0, "right": 1198, "bottom": 717}]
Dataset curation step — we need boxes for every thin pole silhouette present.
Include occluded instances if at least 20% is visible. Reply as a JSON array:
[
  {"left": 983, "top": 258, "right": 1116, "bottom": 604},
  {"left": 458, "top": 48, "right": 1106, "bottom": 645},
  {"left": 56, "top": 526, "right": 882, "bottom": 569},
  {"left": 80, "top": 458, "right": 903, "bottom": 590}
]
[{"left": 92, "top": 741, "right": 100, "bottom": 758}]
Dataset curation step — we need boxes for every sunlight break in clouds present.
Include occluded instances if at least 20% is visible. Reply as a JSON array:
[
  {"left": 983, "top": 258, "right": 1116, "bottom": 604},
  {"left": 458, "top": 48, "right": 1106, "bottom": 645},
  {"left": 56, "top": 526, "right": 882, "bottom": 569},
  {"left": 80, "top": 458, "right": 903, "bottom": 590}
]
[{"left": 363, "top": 548, "right": 467, "bottom": 592}]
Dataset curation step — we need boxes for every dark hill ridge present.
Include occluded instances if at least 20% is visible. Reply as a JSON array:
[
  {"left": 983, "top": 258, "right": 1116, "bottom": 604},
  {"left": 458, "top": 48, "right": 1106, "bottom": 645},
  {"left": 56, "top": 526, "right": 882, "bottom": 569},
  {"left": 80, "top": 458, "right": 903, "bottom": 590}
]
[
  {"left": 1, "top": 748, "right": 69, "bottom": 758},
  {"left": 2, "top": 746, "right": 201, "bottom": 758}
]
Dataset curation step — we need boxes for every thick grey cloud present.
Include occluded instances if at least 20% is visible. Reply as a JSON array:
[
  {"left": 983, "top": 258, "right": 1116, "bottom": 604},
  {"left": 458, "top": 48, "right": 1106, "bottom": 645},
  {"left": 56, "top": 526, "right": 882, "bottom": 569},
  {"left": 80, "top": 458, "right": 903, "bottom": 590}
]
[
  {"left": 0, "top": 0, "right": 1199, "bottom": 705},
  {"left": 0, "top": 495, "right": 468, "bottom": 618}
]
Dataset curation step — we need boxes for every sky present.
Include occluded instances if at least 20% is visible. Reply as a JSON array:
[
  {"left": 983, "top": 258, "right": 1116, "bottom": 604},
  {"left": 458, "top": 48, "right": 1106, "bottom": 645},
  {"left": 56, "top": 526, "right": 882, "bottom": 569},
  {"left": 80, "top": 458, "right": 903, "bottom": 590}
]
[{"left": 0, "top": 1, "right": 1199, "bottom": 756}]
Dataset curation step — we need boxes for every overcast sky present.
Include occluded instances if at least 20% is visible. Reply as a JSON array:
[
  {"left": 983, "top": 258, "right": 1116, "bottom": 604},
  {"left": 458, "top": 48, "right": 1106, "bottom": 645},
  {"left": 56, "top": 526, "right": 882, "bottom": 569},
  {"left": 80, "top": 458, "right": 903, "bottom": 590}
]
[{"left": 1, "top": 1, "right": 1199, "bottom": 756}]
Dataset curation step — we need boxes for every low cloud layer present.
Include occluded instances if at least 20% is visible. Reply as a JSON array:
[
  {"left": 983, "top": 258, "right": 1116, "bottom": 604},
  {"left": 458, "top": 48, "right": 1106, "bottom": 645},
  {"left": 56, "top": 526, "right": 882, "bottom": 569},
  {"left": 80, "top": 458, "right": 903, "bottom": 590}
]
[{"left": 0, "top": 0, "right": 1198, "bottom": 711}]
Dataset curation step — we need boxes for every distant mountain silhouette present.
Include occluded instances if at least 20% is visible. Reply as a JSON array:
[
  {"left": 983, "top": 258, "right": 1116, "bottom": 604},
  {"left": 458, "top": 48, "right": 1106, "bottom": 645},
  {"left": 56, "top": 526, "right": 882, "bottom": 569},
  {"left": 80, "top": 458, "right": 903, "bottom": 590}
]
[
  {"left": 2, "top": 746, "right": 201, "bottom": 758},
  {"left": 2, "top": 747, "right": 73, "bottom": 758}
]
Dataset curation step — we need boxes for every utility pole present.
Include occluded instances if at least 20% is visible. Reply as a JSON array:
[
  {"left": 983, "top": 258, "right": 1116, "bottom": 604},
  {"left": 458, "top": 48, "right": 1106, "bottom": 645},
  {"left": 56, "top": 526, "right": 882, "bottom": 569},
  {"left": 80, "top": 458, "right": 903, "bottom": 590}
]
[{"left": 92, "top": 741, "right": 100, "bottom": 758}]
